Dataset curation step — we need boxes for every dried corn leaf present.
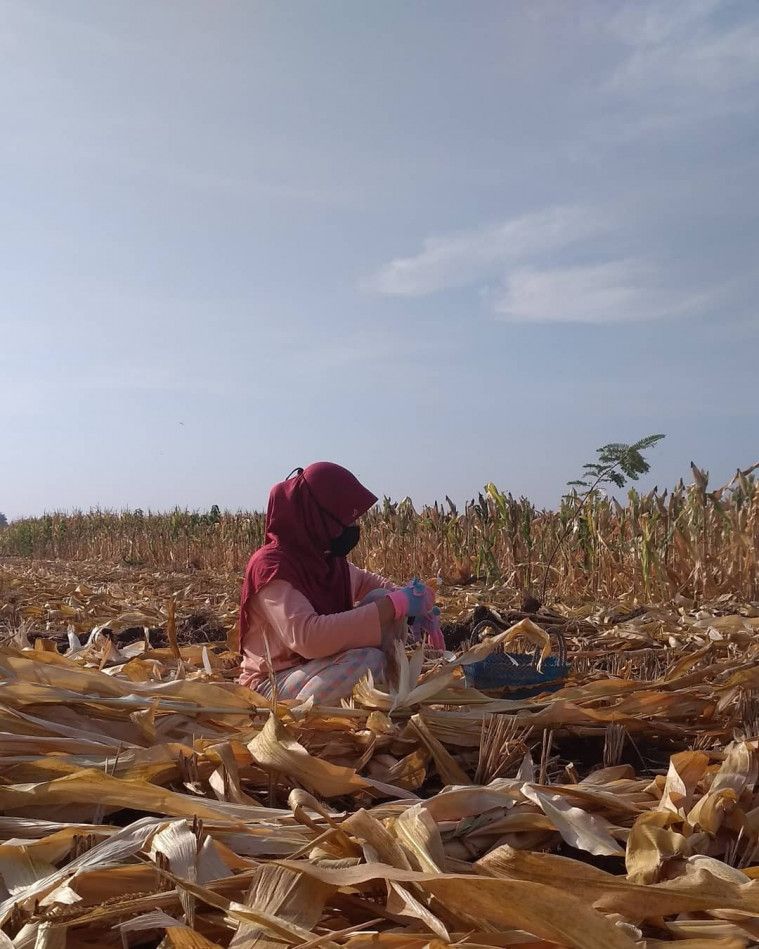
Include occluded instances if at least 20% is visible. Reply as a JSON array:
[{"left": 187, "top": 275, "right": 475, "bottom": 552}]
[
  {"left": 278, "top": 861, "right": 637, "bottom": 948},
  {"left": 520, "top": 784, "right": 624, "bottom": 857},
  {"left": 4, "top": 559, "right": 759, "bottom": 947},
  {"left": 228, "top": 864, "right": 334, "bottom": 948},
  {"left": 626, "top": 811, "right": 689, "bottom": 883},
  {"left": 248, "top": 714, "right": 368, "bottom": 798}
]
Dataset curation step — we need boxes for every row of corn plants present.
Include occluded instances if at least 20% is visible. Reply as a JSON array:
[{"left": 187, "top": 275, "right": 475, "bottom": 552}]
[{"left": 1, "top": 469, "right": 757, "bottom": 602}]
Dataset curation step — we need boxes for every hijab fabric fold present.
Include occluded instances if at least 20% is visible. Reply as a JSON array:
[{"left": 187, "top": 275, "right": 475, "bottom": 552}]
[{"left": 238, "top": 462, "right": 377, "bottom": 648}]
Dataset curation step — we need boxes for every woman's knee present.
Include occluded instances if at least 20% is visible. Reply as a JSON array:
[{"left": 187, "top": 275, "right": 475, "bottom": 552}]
[{"left": 362, "top": 647, "right": 386, "bottom": 677}]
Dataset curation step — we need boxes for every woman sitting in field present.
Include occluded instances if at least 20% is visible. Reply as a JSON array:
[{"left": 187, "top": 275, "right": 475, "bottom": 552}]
[{"left": 238, "top": 462, "right": 435, "bottom": 704}]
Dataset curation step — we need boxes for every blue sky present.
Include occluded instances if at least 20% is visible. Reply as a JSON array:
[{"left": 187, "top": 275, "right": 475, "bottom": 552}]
[{"left": 2, "top": 0, "right": 758, "bottom": 519}]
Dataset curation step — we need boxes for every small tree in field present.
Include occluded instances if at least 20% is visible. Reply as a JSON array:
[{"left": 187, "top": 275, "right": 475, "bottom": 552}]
[
  {"left": 0, "top": 513, "right": 7, "bottom": 529},
  {"left": 539, "top": 434, "right": 665, "bottom": 603}
]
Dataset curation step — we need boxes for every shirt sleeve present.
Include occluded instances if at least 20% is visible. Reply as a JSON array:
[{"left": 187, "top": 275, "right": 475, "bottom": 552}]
[
  {"left": 257, "top": 579, "right": 382, "bottom": 660},
  {"left": 349, "top": 563, "right": 396, "bottom": 603}
]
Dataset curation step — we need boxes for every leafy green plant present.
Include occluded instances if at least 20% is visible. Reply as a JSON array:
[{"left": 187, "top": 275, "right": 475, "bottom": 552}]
[{"left": 539, "top": 434, "right": 666, "bottom": 604}]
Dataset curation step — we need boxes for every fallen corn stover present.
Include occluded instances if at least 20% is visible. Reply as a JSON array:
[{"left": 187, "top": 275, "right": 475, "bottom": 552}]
[{"left": 1, "top": 566, "right": 759, "bottom": 945}]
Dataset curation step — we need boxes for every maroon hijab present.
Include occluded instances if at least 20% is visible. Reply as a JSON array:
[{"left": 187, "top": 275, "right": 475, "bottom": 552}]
[{"left": 238, "top": 462, "right": 377, "bottom": 647}]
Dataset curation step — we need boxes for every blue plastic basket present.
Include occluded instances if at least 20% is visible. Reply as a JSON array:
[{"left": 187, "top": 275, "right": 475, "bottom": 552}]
[{"left": 463, "top": 619, "right": 569, "bottom": 698}]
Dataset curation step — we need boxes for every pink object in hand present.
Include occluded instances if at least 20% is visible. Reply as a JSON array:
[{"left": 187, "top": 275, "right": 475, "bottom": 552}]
[
  {"left": 428, "top": 625, "right": 445, "bottom": 650},
  {"left": 424, "top": 611, "right": 445, "bottom": 649},
  {"left": 416, "top": 606, "right": 445, "bottom": 650}
]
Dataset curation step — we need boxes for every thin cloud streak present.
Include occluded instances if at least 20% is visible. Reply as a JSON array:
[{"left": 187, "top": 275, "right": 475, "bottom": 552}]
[
  {"left": 494, "top": 260, "right": 710, "bottom": 324},
  {"left": 603, "top": 0, "right": 759, "bottom": 144},
  {"left": 362, "top": 205, "right": 606, "bottom": 297},
  {"left": 609, "top": 0, "right": 759, "bottom": 96},
  {"left": 364, "top": 202, "right": 716, "bottom": 323}
]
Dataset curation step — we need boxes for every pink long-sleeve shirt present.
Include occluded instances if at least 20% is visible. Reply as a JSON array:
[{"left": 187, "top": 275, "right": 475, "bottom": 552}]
[{"left": 238, "top": 563, "right": 395, "bottom": 689}]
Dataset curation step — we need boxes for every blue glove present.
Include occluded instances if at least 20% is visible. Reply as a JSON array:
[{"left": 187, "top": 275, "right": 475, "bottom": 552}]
[{"left": 400, "top": 577, "right": 435, "bottom": 617}]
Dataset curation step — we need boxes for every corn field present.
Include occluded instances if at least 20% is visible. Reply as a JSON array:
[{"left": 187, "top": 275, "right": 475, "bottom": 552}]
[
  {"left": 2, "top": 465, "right": 757, "bottom": 601},
  {"left": 3, "top": 474, "right": 759, "bottom": 947}
]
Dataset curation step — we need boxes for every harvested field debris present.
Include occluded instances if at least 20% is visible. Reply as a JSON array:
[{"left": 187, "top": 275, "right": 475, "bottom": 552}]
[{"left": 1, "top": 558, "right": 759, "bottom": 946}]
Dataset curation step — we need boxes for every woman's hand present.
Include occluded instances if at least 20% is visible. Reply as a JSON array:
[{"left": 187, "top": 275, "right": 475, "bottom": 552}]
[
  {"left": 387, "top": 579, "right": 435, "bottom": 620},
  {"left": 373, "top": 593, "right": 411, "bottom": 687},
  {"left": 380, "top": 614, "right": 407, "bottom": 686}
]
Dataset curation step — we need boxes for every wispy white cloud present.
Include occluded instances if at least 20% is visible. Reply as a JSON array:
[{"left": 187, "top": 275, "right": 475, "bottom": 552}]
[
  {"left": 364, "top": 202, "right": 716, "bottom": 323},
  {"left": 362, "top": 206, "right": 606, "bottom": 297},
  {"left": 493, "top": 259, "right": 709, "bottom": 324},
  {"left": 608, "top": 1, "right": 759, "bottom": 99}
]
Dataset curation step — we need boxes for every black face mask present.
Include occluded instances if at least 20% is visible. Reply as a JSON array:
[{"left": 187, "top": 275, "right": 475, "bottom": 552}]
[{"left": 329, "top": 524, "right": 360, "bottom": 557}]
